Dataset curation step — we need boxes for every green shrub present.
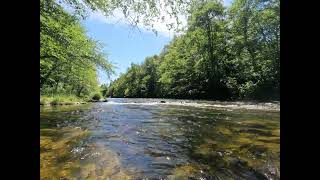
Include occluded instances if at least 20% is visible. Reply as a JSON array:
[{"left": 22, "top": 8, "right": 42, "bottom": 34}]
[
  {"left": 50, "top": 99, "right": 60, "bottom": 105},
  {"left": 40, "top": 96, "right": 53, "bottom": 105},
  {"left": 91, "top": 93, "right": 102, "bottom": 101},
  {"left": 40, "top": 95, "right": 80, "bottom": 105},
  {"left": 40, "top": 98, "right": 47, "bottom": 105}
]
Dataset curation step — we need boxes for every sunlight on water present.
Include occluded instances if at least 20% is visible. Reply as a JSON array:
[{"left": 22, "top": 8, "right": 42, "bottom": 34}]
[
  {"left": 40, "top": 98, "right": 280, "bottom": 179},
  {"left": 104, "top": 98, "right": 280, "bottom": 111}
]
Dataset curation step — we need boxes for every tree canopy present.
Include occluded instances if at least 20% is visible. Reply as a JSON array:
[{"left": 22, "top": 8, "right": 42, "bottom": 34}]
[
  {"left": 40, "top": 0, "right": 279, "bottom": 101},
  {"left": 107, "top": 0, "right": 280, "bottom": 100},
  {"left": 40, "top": 0, "right": 113, "bottom": 98},
  {"left": 60, "top": 0, "right": 206, "bottom": 33}
]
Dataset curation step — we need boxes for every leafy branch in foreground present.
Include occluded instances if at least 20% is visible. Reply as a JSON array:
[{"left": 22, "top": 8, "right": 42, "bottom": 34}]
[{"left": 60, "top": 0, "right": 201, "bottom": 34}]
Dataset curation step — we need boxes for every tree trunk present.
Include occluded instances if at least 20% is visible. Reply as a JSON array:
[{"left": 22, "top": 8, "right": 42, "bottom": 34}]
[{"left": 77, "top": 86, "right": 84, "bottom": 97}]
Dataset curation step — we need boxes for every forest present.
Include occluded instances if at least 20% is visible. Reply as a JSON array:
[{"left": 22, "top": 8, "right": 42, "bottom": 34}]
[
  {"left": 107, "top": 0, "right": 279, "bottom": 100},
  {"left": 40, "top": 1, "right": 280, "bottom": 178},
  {"left": 40, "top": 0, "right": 114, "bottom": 103},
  {"left": 40, "top": 0, "right": 279, "bottom": 102}
]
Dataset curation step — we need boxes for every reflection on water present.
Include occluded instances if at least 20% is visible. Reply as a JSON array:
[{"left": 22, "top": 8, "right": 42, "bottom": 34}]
[{"left": 40, "top": 98, "right": 280, "bottom": 179}]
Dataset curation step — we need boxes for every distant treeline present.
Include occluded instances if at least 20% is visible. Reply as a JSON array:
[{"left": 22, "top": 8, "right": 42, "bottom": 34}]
[{"left": 106, "top": 0, "right": 280, "bottom": 100}]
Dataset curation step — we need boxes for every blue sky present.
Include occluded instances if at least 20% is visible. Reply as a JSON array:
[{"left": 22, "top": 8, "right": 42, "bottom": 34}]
[
  {"left": 82, "top": 20, "right": 172, "bottom": 84},
  {"left": 80, "top": 0, "right": 233, "bottom": 85}
]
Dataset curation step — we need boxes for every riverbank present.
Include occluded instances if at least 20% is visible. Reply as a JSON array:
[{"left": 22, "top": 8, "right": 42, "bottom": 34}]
[
  {"left": 40, "top": 95, "right": 84, "bottom": 106},
  {"left": 40, "top": 95, "right": 109, "bottom": 106}
]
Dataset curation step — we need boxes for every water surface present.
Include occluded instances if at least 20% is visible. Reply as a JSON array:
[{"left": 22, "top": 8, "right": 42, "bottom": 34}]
[{"left": 40, "top": 98, "right": 280, "bottom": 179}]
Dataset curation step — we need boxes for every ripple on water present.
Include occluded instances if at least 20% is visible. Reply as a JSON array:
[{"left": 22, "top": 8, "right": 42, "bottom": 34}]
[{"left": 41, "top": 99, "right": 279, "bottom": 179}]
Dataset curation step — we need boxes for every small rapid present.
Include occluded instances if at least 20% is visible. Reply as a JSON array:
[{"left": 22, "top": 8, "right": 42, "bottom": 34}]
[
  {"left": 104, "top": 98, "right": 280, "bottom": 111},
  {"left": 41, "top": 98, "right": 280, "bottom": 179}
]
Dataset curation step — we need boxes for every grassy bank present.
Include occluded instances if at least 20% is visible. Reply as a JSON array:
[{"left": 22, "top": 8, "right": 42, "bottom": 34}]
[
  {"left": 40, "top": 92, "right": 107, "bottom": 106},
  {"left": 40, "top": 95, "right": 85, "bottom": 106}
]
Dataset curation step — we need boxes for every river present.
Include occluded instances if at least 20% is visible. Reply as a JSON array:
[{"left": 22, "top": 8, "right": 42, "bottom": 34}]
[{"left": 40, "top": 98, "right": 280, "bottom": 179}]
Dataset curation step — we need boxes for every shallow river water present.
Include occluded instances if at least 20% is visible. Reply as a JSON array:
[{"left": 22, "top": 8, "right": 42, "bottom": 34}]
[{"left": 40, "top": 98, "right": 280, "bottom": 180}]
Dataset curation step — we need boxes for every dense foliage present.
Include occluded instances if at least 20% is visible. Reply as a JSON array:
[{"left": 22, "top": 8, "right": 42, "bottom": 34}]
[
  {"left": 107, "top": 0, "right": 280, "bottom": 100},
  {"left": 40, "top": 0, "right": 113, "bottom": 99},
  {"left": 40, "top": 0, "right": 279, "bottom": 101}
]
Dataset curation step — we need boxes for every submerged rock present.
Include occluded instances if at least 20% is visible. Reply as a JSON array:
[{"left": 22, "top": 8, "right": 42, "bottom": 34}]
[
  {"left": 41, "top": 133, "right": 132, "bottom": 180},
  {"left": 248, "top": 145, "right": 268, "bottom": 158},
  {"left": 229, "top": 157, "right": 248, "bottom": 167},
  {"left": 41, "top": 99, "right": 280, "bottom": 179},
  {"left": 238, "top": 129, "right": 273, "bottom": 136},
  {"left": 167, "top": 164, "right": 200, "bottom": 179},
  {"left": 228, "top": 157, "right": 269, "bottom": 180},
  {"left": 89, "top": 99, "right": 108, "bottom": 103}
]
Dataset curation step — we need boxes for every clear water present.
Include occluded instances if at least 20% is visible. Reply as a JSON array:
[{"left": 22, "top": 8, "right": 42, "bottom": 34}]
[{"left": 40, "top": 98, "right": 280, "bottom": 179}]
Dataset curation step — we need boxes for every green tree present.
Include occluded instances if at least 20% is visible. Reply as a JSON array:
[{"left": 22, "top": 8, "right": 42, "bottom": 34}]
[
  {"left": 108, "top": 0, "right": 280, "bottom": 101},
  {"left": 40, "top": 0, "right": 113, "bottom": 98}
]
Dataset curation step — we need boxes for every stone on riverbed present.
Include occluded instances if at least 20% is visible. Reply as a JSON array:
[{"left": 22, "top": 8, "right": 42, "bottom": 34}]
[{"left": 89, "top": 99, "right": 108, "bottom": 102}]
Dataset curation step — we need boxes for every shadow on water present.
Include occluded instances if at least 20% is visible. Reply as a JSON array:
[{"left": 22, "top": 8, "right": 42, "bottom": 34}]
[{"left": 40, "top": 99, "right": 280, "bottom": 179}]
